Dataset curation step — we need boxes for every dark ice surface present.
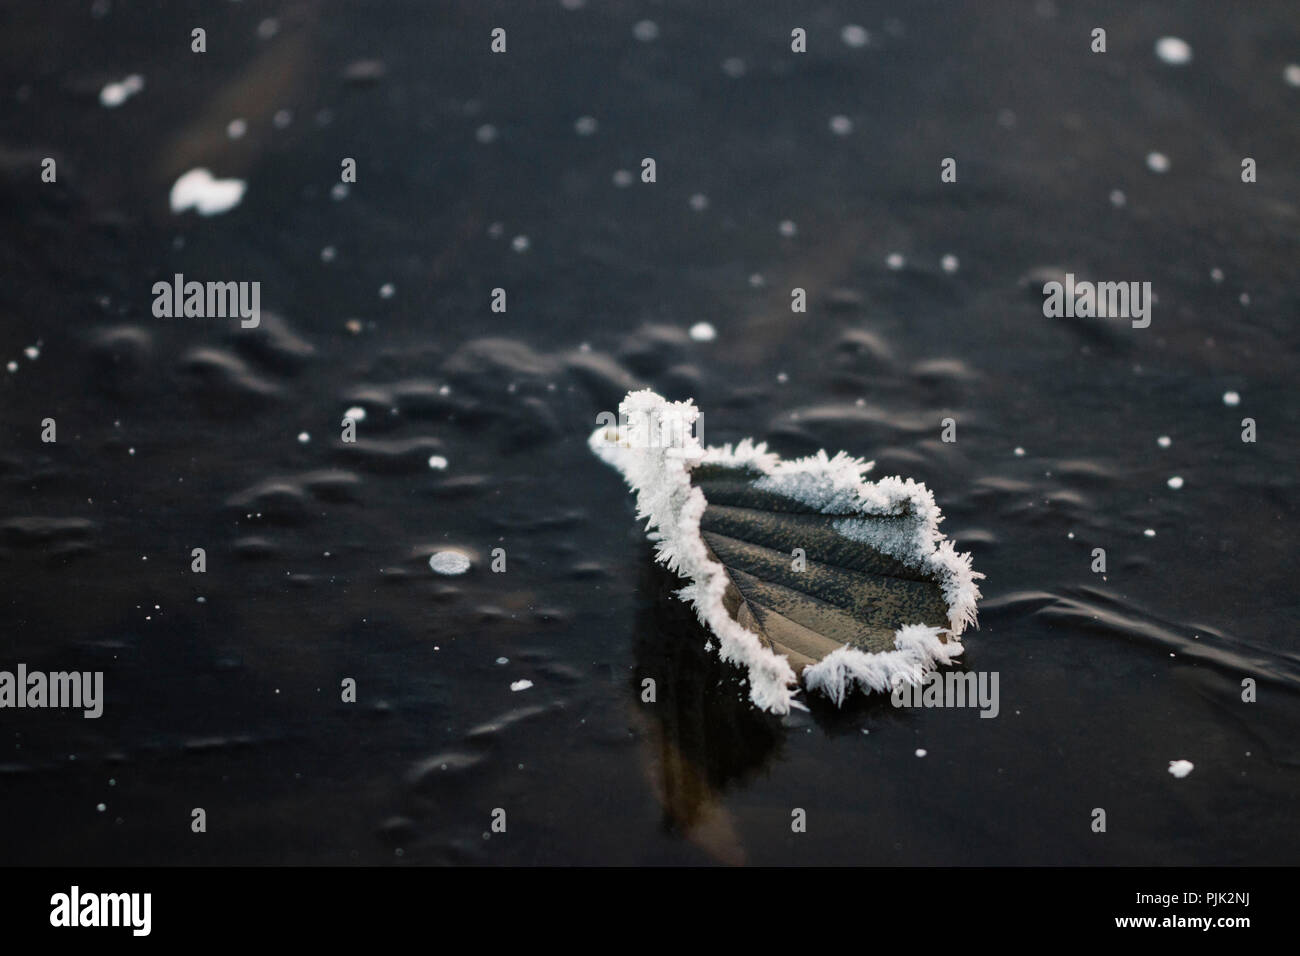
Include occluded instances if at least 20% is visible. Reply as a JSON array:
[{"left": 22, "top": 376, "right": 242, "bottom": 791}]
[{"left": 0, "top": 0, "right": 1296, "bottom": 864}]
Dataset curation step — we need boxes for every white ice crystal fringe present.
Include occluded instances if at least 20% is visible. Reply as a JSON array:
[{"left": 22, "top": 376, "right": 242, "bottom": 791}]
[{"left": 590, "top": 389, "right": 982, "bottom": 713}]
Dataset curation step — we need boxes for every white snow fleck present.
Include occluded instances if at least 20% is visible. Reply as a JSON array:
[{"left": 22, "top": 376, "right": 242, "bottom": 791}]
[
  {"left": 99, "top": 74, "right": 144, "bottom": 108},
  {"left": 1210, "top": 267, "right": 1224, "bottom": 283},
  {"left": 331, "top": 182, "right": 349, "bottom": 201},
  {"left": 344, "top": 406, "right": 366, "bottom": 422},
  {"left": 427, "top": 455, "right": 448, "bottom": 470},
  {"left": 1110, "top": 189, "right": 1126, "bottom": 207},
  {"left": 612, "top": 169, "right": 634, "bottom": 187},
  {"left": 5, "top": 361, "right": 16, "bottom": 373},
  {"left": 169, "top": 168, "right": 246, "bottom": 216},
  {"left": 688, "top": 193, "right": 709, "bottom": 211},
  {"left": 779, "top": 219, "right": 797, "bottom": 237},
  {"left": 1167, "top": 476, "right": 1184, "bottom": 489},
  {"left": 511, "top": 235, "right": 530, "bottom": 253},
  {"left": 1222, "top": 390, "right": 1240, "bottom": 406},
  {"left": 1144, "top": 528, "right": 1157, "bottom": 538},
  {"left": 1146, "top": 152, "right": 1170, "bottom": 173},
  {"left": 841, "top": 25, "right": 870, "bottom": 48},
  {"left": 23, "top": 346, "right": 39, "bottom": 360},
  {"left": 272, "top": 109, "right": 292, "bottom": 129},
  {"left": 226, "top": 118, "right": 248, "bottom": 139},
  {"left": 1157, "top": 435, "right": 1172, "bottom": 448},
  {"left": 1154, "top": 37, "right": 1192, "bottom": 65},
  {"left": 633, "top": 20, "right": 659, "bottom": 42},
  {"left": 495, "top": 657, "right": 509, "bottom": 665},
  {"left": 510, "top": 679, "right": 534, "bottom": 692},
  {"left": 320, "top": 246, "right": 336, "bottom": 263},
  {"left": 475, "top": 123, "right": 498, "bottom": 144},
  {"left": 1286, "top": 64, "right": 1300, "bottom": 87},
  {"left": 429, "top": 550, "right": 472, "bottom": 576},
  {"left": 1168, "top": 759, "right": 1194, "bottom": 778},
  {"left": 829, "top": 115, "right": 854, "bottom": 136},
  {"left": 941, "top": 254, "right": 959, "bottom": 273},
  {"left": 379, "top": 283, "right": 395, "bottom": 299},
  {"left": 688, "top": 322, "right": 716, "bottom": 342},
  {"left": 886, "top": 252, "right": 906, "bottom": 270},
  {"left": 721, "top": 57, "right": 746, "bottom": 79},
  {"left": 297, "top": 432, "right": 310, "bottom": 444},
  {"left": 915, "top": 748, "right": 927, "bottom": 758},
  {"left": 1014, "top": 447, "right": 1025, "bottom": 457},
  {"left": 574, "top": 115, "right": 597, "bottom": 136}
]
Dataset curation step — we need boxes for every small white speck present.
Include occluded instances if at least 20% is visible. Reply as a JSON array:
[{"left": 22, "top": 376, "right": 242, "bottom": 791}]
[
  {"left": 297, "top": 432, "right": 310, "bottom": 444},
  {"left": 1014, "top": 447, "right": 1025, "bottom": 457},
  {"left": 841, "top": 25, "right": 870, "bottom": 48},
  {"left": 1157, "top": 435, "right": 1172, "bottom": 448},
  {"left": 1239, "top": 292, "right": 1250, "bottom": 306},
  {"left": 1168, "top": 759, "right": 1194, "bottom": 778},
  {"left": 688, "top": 193, "right": 709, "bottom": 211},
  {"left": 748, "top": 273, "right": 766, "bottom": 288},
  {"left": 331, "top": 182, "right": 349, "bottom": 201},
  {"left": 1210, "top": 267, "right": 1224, "bottom": 283},
  {"left": 779, "top": 219, "right": 797, "bottom": 237},
  {"left": 99, "top": 74, "right": 144, "bottom": 109},
  {"left": 5, "top": 361, "right": 16, "bottom": 373},
  {"left": 320, "top": 246, "right": 336, "bottom": 263},
  {"left": 1154, "top": 37, "right": 1192, "bottom": 66},
  {"left": 688, "top": 322, "right": 717, "bottom": 342},
  {"left": 226, "top": 118, "right": 247, "bottom": 139},
  {"left": 272, "top": 108, "right": 292, "bottom": 129},
  {"left": 1286, "top": 64, "right": 1300, "bottom": 87},
  {"left": 23, "top": 346, "right": 39, "bottom": 360},
  {"left": 170, "top": 168, "right": 246, "bottom": 216},
  {"left": 612, "top": 169, "right": 634, "bottom": 188},
  {"left": 379, "top": 283, "right": 395, "bottom": 299},
  {"left": 511, "top": 235, "right": 530, "bottom": 253},
  {"left": 1146, "top": 152, "right": 1170, "bottom": 174},
  {"left": 1222, "top": 390, "right": 1240, "bottom": 406},
  {"left": 427, "top": 455, "right": 448, "bottom": 470},
  {"left": 829, "top": 115, "right": 854, "bottom": 136},
  {"left": 510, "top": 679, "right": 534, "bottom": 692},
  {"left": 344, "top": 406, "right": 366, "bottom": 422},
  {"left": 1110, "top": 189, "right": 1126, "bottom": 207},
  {"left": 97, "top": 803, "right": 107, "bottom": 812},
  {"left": 633, "top": 20, "right": 659, "bottom": 42},
  {"left": 429, "top": 550, "right": 472, "bottom": 576},
  {"left": 886, "top": 252, "right": 905, "bottom": 270},
  {"left": 1143, "top": 528, "right": 1156, "bottom": 538},
  {"left": 776, "top": 371, "right": 789, "bottom": 384},
  {"left": 496, "top": 657, "right": 509, "bottom": 665},
  {"left": 475, "top": 123, "right": 497, "bottom": 144},
  {"left": 941, "top": 253, "right": 959, "bottom": 273},
  {"left": 915, "top": 748, "right": 927, "bottom": 758},
  {"left": 1167, "top": 476, "right": 1184, "bottom": 490},
  {"left": 257, "top": 18, "right": 280, "bottom": 40},
  {"left": 574, "top": 115, "right": 597, "bottom": 136}
]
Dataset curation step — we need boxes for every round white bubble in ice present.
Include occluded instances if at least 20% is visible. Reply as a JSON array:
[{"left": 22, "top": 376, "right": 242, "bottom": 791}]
[
  {"left": 429, "top": 550, "right": 471, "bottom": 575},
  {"left": 1154, "top": 37, "right": 1192, "bottom": 65}
]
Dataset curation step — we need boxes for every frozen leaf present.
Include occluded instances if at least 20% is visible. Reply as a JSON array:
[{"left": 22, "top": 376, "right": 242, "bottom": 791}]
[{"left": 591, "top": 389, "right": 981, "bottom": 713}]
